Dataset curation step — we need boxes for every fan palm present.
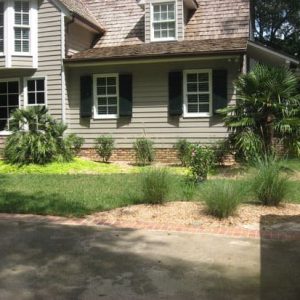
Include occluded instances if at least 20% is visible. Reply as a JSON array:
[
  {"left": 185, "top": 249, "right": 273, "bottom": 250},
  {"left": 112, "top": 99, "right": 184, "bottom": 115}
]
[{"left": 219, "top": 64, "right": 300, "bottom": 159}]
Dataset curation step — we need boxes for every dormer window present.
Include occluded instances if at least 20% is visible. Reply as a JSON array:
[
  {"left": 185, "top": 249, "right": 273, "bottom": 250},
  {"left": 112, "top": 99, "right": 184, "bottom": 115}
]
[{"left": 151, "top": 1, "right": 176, "bottom": 41}]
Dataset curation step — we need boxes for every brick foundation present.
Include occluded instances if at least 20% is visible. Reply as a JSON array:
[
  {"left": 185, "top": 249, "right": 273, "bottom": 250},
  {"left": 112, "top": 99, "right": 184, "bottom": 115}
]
[{"left": 79, "top": 148, "right": 180, "bottom": 164}]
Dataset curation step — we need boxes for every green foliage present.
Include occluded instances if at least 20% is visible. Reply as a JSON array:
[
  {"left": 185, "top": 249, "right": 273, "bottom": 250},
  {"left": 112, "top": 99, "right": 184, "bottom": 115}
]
[
  {"left": 202, "top": 180, "right": 243, "bottom": 219},
  {"left": 174, "top": 139, "right": 191, "bottom": 166},
  {"left": 251, "top": 156, "right": 289, "bottom": 206},
  {"left": 189, "top": 145, "right": 215, "bottom": 182},
  {"left": 65, "top": 134, "right": 84, "bottom": 156},
  {"left": 141, "top": 168, "right": 171, "bottom": 204},
  {"left": 4, "top": 107, "right": 75, "bottom": 165},
  {"left": 95, "top": 136, "right": 115, "bottom": 162},
  {"left": 219, "top": 65, "right": 300, "bottom": 159},
  {"left": 133, "top": 138, "right": 155, "bottom": 165},
  {"left": 211, "top": 139, "right": 233, "bottom": 164},
  {"left": 253, "top": 0, "right": 300, "bottom": 60}
]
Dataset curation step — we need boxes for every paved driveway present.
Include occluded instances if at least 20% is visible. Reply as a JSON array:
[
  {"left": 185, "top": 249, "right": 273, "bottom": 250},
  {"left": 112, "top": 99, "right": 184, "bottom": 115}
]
[{"left": 0, "top": 219, "right": 299, "bottom": 300}]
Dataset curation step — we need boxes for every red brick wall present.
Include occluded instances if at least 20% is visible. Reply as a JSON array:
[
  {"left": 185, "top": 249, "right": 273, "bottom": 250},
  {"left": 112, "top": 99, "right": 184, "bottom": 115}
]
[{"left": 79, "top": 148, "right": 180, "bottom": 164}]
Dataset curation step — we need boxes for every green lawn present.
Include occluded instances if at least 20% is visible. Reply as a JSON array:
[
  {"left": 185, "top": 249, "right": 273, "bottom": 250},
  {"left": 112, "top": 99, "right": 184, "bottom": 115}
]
[{"left": 0, "top": 158, "right": 299, "bottom": 217}]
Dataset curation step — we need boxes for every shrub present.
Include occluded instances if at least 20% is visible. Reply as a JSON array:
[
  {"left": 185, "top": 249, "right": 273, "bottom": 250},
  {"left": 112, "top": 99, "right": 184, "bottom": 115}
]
[
  {"left": 95, "top": 136, "right": 114, "bottom": 162},
  {"left": 202, "top": 180, "right": 242, "bottom": 219},
  {"left": 66, "top": 134, "right": 84, "bottom": 156},
  {"left": 189, "top": 145, "right": 215, "bottom": 182},
  {"left": 4, "top": 107, "right": 74, "bottom": 165},
  {"left": 133, "top": 138, "right": 155, "bottom": 165},
  {"left": 251, "top": 156, "right": 288, "bottom": 206},
  {"left": 141, "top": 168, "right": 170, "bottom": 204},
  {"left": 212, "top": 139, "right": 232, "bottom": 165},
  {"left": 174, "top": 139, "right": 191, "bottom": 166}
]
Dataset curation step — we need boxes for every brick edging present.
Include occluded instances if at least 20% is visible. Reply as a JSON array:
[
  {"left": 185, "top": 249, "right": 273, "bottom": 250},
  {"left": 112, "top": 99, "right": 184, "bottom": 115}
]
[{"left": 0, "top": 213, "right": 299, "bottom": 241}]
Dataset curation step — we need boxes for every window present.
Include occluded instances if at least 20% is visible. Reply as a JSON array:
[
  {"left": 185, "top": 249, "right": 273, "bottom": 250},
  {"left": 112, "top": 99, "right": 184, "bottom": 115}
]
[
  {"left": 184, "top": 70, "right": 212, "bottom": 117},
  {"left": 0, "top": 80, "right": 19, "bottom": 131},
  {"left": 14, "top": 0, "right": 30, "bottom": 53},
  {"left": 94, "top": 74, "right": 119, "bottom": 118},
  {"left": 0, "top": 2, "right": 4, "bottom": 53},
  {"left": 152, "top": 2, "right": 176, "bottom": 41},
  {"left": 26, "top": 78, "right": 46, "bottom": 106}
]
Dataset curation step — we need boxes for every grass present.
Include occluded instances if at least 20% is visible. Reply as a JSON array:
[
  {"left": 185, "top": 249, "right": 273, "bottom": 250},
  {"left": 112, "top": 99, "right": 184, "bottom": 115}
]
[{"left": 0, "top": 158, "right": 299, "bottom": 217}]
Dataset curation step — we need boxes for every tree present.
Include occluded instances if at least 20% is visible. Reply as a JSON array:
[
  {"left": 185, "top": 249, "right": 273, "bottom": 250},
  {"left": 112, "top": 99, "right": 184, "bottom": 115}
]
[
  {"left": 253, "top": 0, "right": 300, "bottom": 59},
  {"left": 219, "top": 65, "right": 300, "bottom": 160}
]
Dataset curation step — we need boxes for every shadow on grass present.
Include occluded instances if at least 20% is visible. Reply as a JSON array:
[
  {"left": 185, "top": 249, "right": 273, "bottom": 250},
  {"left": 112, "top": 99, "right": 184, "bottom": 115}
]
[{"left": 260, "top": 215, "right": 300, "bottom": 300}]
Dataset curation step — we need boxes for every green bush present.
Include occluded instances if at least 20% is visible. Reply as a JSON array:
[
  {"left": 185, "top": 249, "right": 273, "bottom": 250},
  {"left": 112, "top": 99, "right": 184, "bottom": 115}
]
[
  {"left": 189, "top": 145, "right": 215, "bottom": 182},
  {"left": 141, "top": 168, "right": 170, "bottom": 204},
  {"left": 174, "top": 139, "right": 191, "bottom": 166},
  {"left": 66, "top": 134, "right": 84, "bottom": 156},
  {"left": 252, "top": 156, "right": 288, "bottom": 206},
  {"left": 4, "top": 107, "right": 74, "bottom": 165},
  {"left": 95, "top": 136, "right": 115, "bottom": 162},
  {"left": 133, "top": 138, "right": 155, "bottom": 165},
  {"left": 202, "top": 180, "right": 243, "bottom": 219}
]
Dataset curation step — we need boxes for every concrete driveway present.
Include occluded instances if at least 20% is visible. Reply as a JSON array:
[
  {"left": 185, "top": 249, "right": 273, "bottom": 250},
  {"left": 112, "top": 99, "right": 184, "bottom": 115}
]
[{"left": 0, "top": 219, "right": 299, "bottom": 300}]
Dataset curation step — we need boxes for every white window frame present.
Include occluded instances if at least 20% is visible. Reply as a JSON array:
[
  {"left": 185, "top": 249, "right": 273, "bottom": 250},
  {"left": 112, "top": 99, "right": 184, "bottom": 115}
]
[
  {"left": 0, "top": 77, "right": 20, "bottom": 134},
  {"left": 150, "top": 0, "right": 177, "bottom": 42},
  {"left": 93, "top": 73, "right": 119, "bottom": 119},
  {"left": 23, "top": 76, "right": 47, "bottom": 107},
  {"left": 183, "top": 69, "right": 213, "bottom": 118}
]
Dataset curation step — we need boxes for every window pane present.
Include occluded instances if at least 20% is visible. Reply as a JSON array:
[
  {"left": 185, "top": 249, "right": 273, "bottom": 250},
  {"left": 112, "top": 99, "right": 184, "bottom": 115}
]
[
  {"left": 0, "top": 95, "right": 6, "bottom": 106},
  {"left": 28, "top": 92, "right": 35, "bottom": 104},
  {"left": 97, "top": 78, "right": 106, "bottom": 86},
  {"left": 98, "top": 106, "right": 107, "bottom": 115},
  {"left": 8, "top": 94, "right": 19, "bottom": 106},
  {"left": 23, "top": 41, "right": 29, "bottom": 52},
  {"left": 198, "top": 94, "right": 209, "bottom": 103},
  {"left": 27, "top": 80, "right": 35, "bottom": 91},
  {"left": 0, "top": 107, "right": 7, "bottom": 118},
  {"left": 15, "top": 13, "right": 22, "bottom": 25},
  {"left": 0, "top": 119, "right": 6, "bottom": 131},
  {"left": 108, "top": 106, "right": 117, "bottom": 114},
  {"left": 97, "top": 87, "right": 106, "bottom": 95},
  {"left": 23, "top": 28, "right": 29, "bottom": 39},
  {"left": 187, "top": 74, "right": 197, "bottom": 82},
  {"left": 107, "top": 86, "right": 116, "bottom": 95},
  {"left": 0, "top": 82, "right": 7, "bottom": 94},
  {"left": 188, "top": 104, "right": 198, "bottom": 113},
  {"left": 108, "top": 97, "right": 117, "bottom": 105},
  {"left": 15, "top": 1, "right": 22, "bottom": 12},
  {"left": 199, "top": 104, "right": 209, "bottom": 112},
  {"left": 198, "top": 73, "right": 209, "bottom": 81},
  {"left": 15, "top": 28, "right": 21, "bottom": 39},
  {"left": 187, "top": 94, "right": 198, "bottom": 103},
  {"left": 98, "top": 97, "right": 107, "bottom": 105},
  {"left": 15, "top": 40, "right": 21, "bottom": 52},
  {"left": 36, "top": 92, "right": 45, "bottom": 104},
  {"left": 36, "top": 80, "right": 44, "bottom": 91},
  {"left": 107, "top": 77, "right": 116, "bottom": 85},
  {"left": 8, "top": 82, "right": 19, "bottom": 93},
  {"left": 23, "top": 13, "right": 29, "bottom": 25},
  {"left": 187, "top": 83, "right": 197, "bottom": 92},
  {"left": 198, "top": 82, "right": 209, "bottom": 92}
]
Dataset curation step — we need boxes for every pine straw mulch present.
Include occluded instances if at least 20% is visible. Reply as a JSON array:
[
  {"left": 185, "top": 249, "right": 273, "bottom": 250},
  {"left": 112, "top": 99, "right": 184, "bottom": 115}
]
[{"left": 88, "top": 202, "right": 300, "bottom": 232}]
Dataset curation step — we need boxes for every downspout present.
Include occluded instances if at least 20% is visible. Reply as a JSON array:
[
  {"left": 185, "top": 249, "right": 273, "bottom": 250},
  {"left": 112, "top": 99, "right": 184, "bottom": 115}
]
[{"left": 61, "top": 12, "right": 66, "bottom": 123}]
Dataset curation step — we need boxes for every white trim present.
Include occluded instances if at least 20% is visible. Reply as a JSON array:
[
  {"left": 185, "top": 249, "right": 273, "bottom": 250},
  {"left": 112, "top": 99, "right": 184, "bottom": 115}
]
[
  {"left": 93, "top": 73, "right": 119, "bottom": 119},
  {"left": 31, "top": 0, "right": 38, "bottom": 67},
  {"left": 248, "top": 41, "right": 299, "bottom": 65},
  {"left": 61, "top": 12, "right": 66, "bottom": 123},
  {"left": 65, "top": 55, "right": 241, "bottom": 68},
  {"left": 5, "top": 0, "right": 14, "bottom": 67},
  {"left": 150, "top": 0, "right": 177, "bottom": 42},
  {"left": 23, "top": 76, "right": 47, "bottom": 107},
  {"left": 183, "top": 69, "right": 213, "bottom": 118},
  {"left": 0, "top": 77, "right": 20, "bottom": 133}
]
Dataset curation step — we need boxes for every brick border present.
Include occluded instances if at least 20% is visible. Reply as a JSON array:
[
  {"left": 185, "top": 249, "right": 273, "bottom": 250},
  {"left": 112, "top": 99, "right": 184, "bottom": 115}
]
[{"left": 0, "top": 213, "right": 299, "bottom": 241}]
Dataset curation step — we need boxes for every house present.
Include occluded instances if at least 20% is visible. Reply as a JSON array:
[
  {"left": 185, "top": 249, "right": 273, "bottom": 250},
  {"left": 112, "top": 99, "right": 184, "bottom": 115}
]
[{"left": 0, "top": 0, "right": 298, "bottom": 161}]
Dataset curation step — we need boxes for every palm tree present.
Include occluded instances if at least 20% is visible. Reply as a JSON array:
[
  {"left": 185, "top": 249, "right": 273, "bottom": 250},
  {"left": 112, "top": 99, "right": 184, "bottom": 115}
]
[{"left": 219, "top": 64, "right": 300, "bottom": 158}]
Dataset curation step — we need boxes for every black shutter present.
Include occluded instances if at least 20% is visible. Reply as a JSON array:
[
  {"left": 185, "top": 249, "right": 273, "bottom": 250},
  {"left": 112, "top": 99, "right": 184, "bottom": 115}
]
[
  {"left": 212, "top": 70, "right": 228, "bottom": 114},
  {"left": 168, "top": 71, "right": 183, "bottom": 116},
  {"left": 80, "top": 75, "right": 93, "bottom": 118},
  {"left": 119, "top": 74, "right": 133, "bottom": 117}
]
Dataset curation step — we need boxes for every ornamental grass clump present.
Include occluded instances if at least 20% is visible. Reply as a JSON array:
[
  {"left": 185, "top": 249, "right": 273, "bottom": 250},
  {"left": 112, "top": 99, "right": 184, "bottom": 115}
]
[
  {"left": 133, "top": 138, "right": 155, "bottom": 166},
  {"left": 141, "top": 168, "right": 171, "bottom": 204},
  {"left": 251, "top": 156, "right": 288, "bottom": 206},
  {"left": 202, "top": 180, "right": 243, "bottom": 219}
]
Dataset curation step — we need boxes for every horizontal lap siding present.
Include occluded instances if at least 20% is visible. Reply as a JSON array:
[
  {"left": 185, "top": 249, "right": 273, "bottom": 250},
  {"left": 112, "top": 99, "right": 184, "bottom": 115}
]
[
  {"left": 66, "top": 58, "right": 239, "bottom": 148},
  {"left": 0, "top": 57, "right": 5, "bottom": 67},
  {"left": 36, "top": 0, "right": 62, "bottom": 119},
  {"left": 11, "top": 56, "right": 33, "bottom": 68}
]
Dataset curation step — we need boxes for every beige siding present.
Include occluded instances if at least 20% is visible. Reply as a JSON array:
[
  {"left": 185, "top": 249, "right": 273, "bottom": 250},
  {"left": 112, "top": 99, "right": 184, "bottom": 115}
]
[
  {"left": 66, "top": 58, "right": 240, "bottom": 148},
  {"left": 66, "top": 22, "right": 95, "bottom": 56},
  {"left": 11, "top": 56, "right": 33, "bottom": 68}
]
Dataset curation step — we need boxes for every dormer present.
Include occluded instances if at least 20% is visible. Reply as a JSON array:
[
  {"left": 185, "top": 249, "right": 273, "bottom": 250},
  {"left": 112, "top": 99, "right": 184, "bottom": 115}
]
[{"left": 142, "top": 0, "right": 198, "bottom": 43}]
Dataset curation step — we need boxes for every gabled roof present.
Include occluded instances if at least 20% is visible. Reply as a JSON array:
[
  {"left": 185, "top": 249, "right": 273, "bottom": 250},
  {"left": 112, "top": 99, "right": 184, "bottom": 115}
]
[
  {"left": 55, "top": 0, "right": 104, "bottom": 32},
  {"left": 65, "top": 37, "right": 247, "bottom": 63}
]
